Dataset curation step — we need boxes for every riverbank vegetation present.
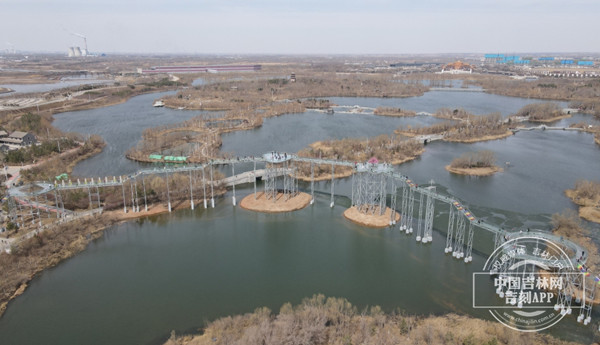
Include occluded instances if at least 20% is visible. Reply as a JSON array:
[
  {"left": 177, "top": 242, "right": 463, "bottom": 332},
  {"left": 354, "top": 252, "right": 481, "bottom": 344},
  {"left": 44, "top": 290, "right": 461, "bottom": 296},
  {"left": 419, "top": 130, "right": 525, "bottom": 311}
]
[
  {"left": 164, "top": 294, "right": 582, "bottom": 345},
  {"left": 472, "top": 76, "right": 600, "bottom": 103},
  {"left": 513, "top": 102, "right": 568, "bottom": 122},
  {"left": 3, "top": 137, "right": 79, "bottom": 164},
  {"left": 20, "top": 135, "right": 105, "bottom": 182},
  {"left": 552, "top": 209, "right": 599, "bottom": 272},
  {"left": 446, "top": 150, "right": 501, "bottom": 176},
  {"left": 565, "top": 180, "right": 600, "bottom": 224}
]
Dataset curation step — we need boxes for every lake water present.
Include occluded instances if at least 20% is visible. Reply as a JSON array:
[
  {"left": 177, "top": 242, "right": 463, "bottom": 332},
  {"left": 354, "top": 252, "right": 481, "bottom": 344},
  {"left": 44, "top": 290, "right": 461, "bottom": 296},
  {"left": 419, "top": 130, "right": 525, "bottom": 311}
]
[
  {"left": 1, "top": 90, "right": 598, "bottom": 345},
  {"left": 327, "top": 92, "right": 567, "bottom": 117},
  {"left": 53, "top": 91, "right": 222, "bottom": 177}
]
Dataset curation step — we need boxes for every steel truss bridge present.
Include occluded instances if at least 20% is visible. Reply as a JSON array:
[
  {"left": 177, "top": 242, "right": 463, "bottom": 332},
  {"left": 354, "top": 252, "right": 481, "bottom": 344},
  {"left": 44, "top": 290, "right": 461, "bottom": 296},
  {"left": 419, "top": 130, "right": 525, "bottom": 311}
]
[{"left": 4, "top": 152, "right": 596, "bottom": 327}]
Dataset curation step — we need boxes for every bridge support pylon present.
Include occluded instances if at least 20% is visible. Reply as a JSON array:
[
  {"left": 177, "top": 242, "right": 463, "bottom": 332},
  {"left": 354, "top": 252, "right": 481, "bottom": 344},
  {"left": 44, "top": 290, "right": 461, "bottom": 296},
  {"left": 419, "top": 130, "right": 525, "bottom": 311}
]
[
  {"left": 421, "top": 188, "right": 435, "bottom": 244},
  {"left": 330, "top": 163, "right": 334, "bottom": 208},
  {"left": 231, "top": 163, "right": 236, "bottom": 206},
  {"left": 453, "top": 215, "right": 466, "bottom": 259},
  {"left": 406, "top": 187, "right": 414, "bottom": 233},
  {"left": 416, "top": 191, "right": 424, "bottom": 241},
  {"left": 189, "top": 169, "right": 194, "bottom": 210},
  {"left": 445, "top": 205, "right": 455, "bottom": 253},
  {"left": 165, "top": 171, "right": 171, "bottom": 213},
  {"left": 210, "top": 163, "right": 214, "bottom": 208}
]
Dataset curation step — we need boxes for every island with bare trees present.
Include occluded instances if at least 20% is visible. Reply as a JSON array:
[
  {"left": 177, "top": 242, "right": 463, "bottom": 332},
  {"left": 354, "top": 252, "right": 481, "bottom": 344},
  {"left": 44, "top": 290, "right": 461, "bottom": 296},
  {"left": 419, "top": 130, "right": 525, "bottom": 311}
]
[{"left": 445, "top": 150, "right": 502, "bottom": 176}]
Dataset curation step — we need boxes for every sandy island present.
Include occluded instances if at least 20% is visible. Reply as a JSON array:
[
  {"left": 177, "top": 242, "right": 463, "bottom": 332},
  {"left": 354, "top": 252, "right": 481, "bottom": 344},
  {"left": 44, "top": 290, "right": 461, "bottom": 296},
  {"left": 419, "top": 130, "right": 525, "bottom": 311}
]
[
  {"left": 240, "top": 191, "right": 311, "bottom": 213},
  {"left": 343, "top": 206, "right": 400, "bottom": 228},
  {"left": 445, "top": 165, "right": 503, "bottom": 176},
  {"left": 595, "top": 136, "right": 600, "bottom": 146},
  {"left": 565, "top": 189, "right": 600, "bottom": 224}
]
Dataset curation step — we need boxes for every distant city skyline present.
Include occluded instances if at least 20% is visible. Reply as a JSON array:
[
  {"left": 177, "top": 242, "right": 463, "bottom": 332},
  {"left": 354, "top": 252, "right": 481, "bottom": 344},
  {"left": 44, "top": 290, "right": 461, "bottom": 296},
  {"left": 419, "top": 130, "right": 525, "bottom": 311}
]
[{"left": 2, "top": 0, "right": 599, "bottom": 55}]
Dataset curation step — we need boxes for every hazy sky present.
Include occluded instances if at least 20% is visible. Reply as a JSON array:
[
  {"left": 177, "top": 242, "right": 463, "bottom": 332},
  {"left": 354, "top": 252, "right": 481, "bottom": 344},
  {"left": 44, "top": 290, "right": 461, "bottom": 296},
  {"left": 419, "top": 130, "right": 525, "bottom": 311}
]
[{"left": 2, "top": 0, "right": 599, "bottom": 54}]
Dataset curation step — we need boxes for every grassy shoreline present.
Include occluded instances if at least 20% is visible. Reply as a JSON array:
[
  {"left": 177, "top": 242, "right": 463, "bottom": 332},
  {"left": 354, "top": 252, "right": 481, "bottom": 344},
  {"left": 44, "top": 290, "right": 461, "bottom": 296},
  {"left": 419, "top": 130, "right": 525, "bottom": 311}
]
[
  {"left": 565, "top": 186, "right": 600, "bottom": 224},
  {"left": 443, "top": 130, "right": 514, "bottom": 143},
  {"left": 164, "top": 295, "right": 584, "bottom": 345}
]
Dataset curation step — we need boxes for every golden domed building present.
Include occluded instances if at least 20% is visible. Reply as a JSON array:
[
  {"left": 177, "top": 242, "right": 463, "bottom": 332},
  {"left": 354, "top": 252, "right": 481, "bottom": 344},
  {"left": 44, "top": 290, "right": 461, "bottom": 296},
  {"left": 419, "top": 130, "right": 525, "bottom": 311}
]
[{"left": 440, "top": 61, "right": 473, "bottom": 74}]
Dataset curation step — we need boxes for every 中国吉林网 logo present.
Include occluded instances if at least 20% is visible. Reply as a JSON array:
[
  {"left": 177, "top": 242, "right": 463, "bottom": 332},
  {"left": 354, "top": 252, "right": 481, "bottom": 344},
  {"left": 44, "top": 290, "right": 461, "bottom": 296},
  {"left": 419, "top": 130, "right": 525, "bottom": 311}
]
[{"left": 473, "top": 236, "right": 588, "bottom": 332}]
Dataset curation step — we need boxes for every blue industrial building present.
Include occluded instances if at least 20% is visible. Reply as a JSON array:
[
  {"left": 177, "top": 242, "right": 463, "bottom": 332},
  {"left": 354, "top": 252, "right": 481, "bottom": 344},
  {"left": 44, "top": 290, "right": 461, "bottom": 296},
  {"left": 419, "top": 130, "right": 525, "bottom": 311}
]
[{"left": 485, "top": 54, "right": 594, "bottom": 67}]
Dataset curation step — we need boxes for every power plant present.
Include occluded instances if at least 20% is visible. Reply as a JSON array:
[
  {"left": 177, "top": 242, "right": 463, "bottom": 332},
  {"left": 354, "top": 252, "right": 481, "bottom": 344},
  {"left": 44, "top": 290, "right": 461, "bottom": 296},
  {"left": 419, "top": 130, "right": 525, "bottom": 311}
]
[
  {"left": 68, "top": 46, "right": 83, "bottom": 57},
  {"left": 67, "top": 32, "right": 88, "bottom": 57}
]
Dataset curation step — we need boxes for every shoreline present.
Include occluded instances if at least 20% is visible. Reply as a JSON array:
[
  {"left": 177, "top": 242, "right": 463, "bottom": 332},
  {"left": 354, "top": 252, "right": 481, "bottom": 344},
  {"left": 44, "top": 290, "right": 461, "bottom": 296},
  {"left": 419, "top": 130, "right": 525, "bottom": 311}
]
[
  {"left": 165, "top": 295, "right": 579, "bottom": 345},
  {"left": 445, "top": 165, "right": 502, "bottom": 176},
  {"left": 528, "top": 114, "right": 572, "bottom": 123},
  {"left": 0, "top": 195, "right": 225, "bottom": 320},
  {"left": 565, "top": 189, "right": 600, "bottom": 224},
  {"left": 444, "top": 130, "right": 514, "bottom": 143}
]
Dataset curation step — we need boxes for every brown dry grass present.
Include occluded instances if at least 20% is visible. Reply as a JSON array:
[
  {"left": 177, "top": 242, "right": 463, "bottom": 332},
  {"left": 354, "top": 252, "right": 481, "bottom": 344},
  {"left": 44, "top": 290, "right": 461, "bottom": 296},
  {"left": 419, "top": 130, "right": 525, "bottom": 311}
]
[
  {"left": 514, "top": 103, "right": 567, "bottom": 122},
  {"left": 165, "top": 294, "right": 585, "bottom": 345},
  {"left": 474, "top": 76, "right": 600, "bottom": 102},
  {"left": 551, "top": 209, "right": 599, "bottom": 272},
  {"left": 444, "top": 131, "right": 513, "bottom": 143},
  {"left": 565, "top": 180, "right": 600, "bottom": 224},
  {"left": 397, "top": 111, "right": 510, "bottom": 143}
]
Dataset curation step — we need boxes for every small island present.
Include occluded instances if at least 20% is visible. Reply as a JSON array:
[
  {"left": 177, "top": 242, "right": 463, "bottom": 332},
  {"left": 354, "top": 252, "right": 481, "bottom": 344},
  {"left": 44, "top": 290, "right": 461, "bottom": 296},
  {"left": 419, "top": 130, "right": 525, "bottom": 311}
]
[
  {"left": 240, "top": 191, "right": 312, "bottom": 213},
  {"left": 343, "top": 206, "right": 400, "bottom": 228},
  {"left": 373, "top": 107, "right": 416, "bottom": 117},
  {"left": 565, "top": 180, "right": 600, "bottom": 224},
  {"left": 297, "top": 136, "right": 424, "bottom": 181},
  {"left": 445, "top": 150, "right": 502, "bottom": 176}
]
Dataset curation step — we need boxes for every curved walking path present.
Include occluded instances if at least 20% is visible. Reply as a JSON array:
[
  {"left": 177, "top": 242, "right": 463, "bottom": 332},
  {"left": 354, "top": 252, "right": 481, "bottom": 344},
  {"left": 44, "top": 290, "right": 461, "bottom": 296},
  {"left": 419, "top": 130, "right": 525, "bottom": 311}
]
[{"left": 5, "top": 153, "right": 588, "bottom": 267}]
